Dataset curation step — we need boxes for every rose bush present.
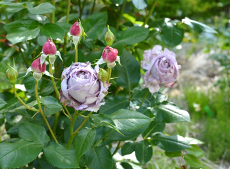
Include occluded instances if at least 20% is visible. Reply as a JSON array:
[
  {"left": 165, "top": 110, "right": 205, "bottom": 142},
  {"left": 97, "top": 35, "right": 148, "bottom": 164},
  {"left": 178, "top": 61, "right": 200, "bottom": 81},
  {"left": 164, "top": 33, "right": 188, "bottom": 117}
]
[
  {"left": 59, "top": 62, "right": 109, "bottom": 112},
  {"left": 141, "top": 45, "right": 181, "bottom": 93}
]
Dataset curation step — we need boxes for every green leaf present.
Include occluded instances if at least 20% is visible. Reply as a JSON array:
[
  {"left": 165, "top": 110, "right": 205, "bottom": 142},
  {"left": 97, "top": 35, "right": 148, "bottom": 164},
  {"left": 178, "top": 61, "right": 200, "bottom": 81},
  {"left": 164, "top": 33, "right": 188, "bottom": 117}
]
[
  {"left": 6, "top": 27, "right": 40, "bottom": 44},
  {"left": 131, "top": 0, "right": 147, "bottom": 10},
  {"left": 151, "top": 132, "right": 191, "bottom": 152},
  {"left": 121, "top": 142, "right": 136, "bottom": 156},
  {"left": 41, "top": 96, "right": 62, "bottom": 115},
  {"left": 182, "top": 17, "right": 217, "bottom": 34},
  {"left": 4, "top": 20, "right": 40, "bottom": 33},
  {"left": 0, "top": 98, "right": 6, "bottom": 109},
  {"left": 73, "top": 128, "right": 96, "bottom": 159},
  {"left": 184, "top": 154, "right": 203, "bottom": 167},
  {"left": 83, "top": 12, "right": 108, "bottom": 40},
  {"left": 113, "top": 49, "right": 140, "bottom": 91},
  {"left": 43, "top": 142, "right": 79, "bottom": 168},
  {"left": 0, "top": 2, "right": 23, "bottom": 6},
  {"left": 165, "top": 151, "right": 182, "bottom": 157},
  {"left": 154, "top": 102, "right": 190, "bottom": 123},
  {"left": 186, "top": 145, "right": 204, "bottom": 158},
  {"left": 18, "top": 123, "right": 50, "bottom": 145},
  {"left": 114, "top": 26, "right": 149, "bottom": 46},
  {"left": 27, "top": 3, "right": 55, "bottom": 15},
  {"left": 120, "top": 162, "right": 133, "bottom": 169},
  {"left": 40, "top": 23, "right": 65, "bottom": 40},
  {"left": 0, "top": 97, "right": 21, "bottom": 114},
  {"left": 86, "top": 145, "right": 113, "bottom": 169},
  {"left": 0, "top": 139, "right": 43, "bottom": 168},
  {"left": 99, "top": 95, "right": 129, "bottom": 115},
  {"left": 55, "top": 22, "right": 72, "bottom": 33},
  {"left": 185, "top": 137, "right": 204, "bottom": 145},
  {"left": 142, "top": 121, "right": 165, "bottom": 138},
  {"left": 103, "top": 125, "right": 148, "bottom": 141},
  {"left": 90, "top": 114, "right": 122, "bottom": 134},
  {"left": 135, "top": 140, "right": 152, "bottom": 165},
  {"left": 109, "top": 109, "right": 152, "bottom": 131},
  {"left": 161, "top": 23, "right": 184, "bottom": 47}
]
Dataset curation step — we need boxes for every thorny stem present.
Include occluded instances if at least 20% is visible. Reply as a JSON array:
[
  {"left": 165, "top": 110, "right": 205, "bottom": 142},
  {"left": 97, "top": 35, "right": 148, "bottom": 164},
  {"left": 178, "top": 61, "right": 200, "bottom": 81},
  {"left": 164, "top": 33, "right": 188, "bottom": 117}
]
[
  {"left": 67, "top": 110, "right": 78, "bottom": 148},
  {"left": 35, "top": 81, "right": 58, "bottom": 143},
  {"left": 140, "top": 90, "right": 149, "bottom": 107},
  {"left": 13, "top": 85, "right": 38, "bottom": 112},
  {"left": 17, "top": 45, "right": 29, "bottom": 68},
  {"left": 63, "top": 104, "right": 72, "bottom": 120},
  {"left": 73, "top": 111, "right": 93, "bottom": 136},
  {"left": 112, "top": 141, "right": 122, "bottom": 156},
  {"left": 116, "top": 0, "right": 126, "bottom": 30},
  {"left": 143, "top": 0, "right": 157, "bottom": 26}
]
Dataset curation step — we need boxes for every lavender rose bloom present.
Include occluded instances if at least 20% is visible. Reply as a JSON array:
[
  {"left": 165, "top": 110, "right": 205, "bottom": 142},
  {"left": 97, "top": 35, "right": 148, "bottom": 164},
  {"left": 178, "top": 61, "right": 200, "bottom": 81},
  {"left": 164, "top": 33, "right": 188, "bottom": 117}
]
[
  {"left": 141, "top": 45, "right": 181, "bottom": 93},
  {"left": 60, "top": 62, "right": 109, "bottom": 112}
]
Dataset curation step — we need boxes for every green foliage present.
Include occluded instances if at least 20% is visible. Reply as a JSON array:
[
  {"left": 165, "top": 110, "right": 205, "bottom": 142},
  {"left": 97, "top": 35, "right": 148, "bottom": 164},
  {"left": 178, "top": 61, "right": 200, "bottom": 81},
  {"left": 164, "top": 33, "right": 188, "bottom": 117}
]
[{"left": 0, "top": 0, "right": 218, "bottom": 168}]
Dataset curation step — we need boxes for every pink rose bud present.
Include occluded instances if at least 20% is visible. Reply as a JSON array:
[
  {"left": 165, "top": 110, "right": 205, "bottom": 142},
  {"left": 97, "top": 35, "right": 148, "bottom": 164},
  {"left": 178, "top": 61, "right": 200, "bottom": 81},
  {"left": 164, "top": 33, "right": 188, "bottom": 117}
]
[
  {"left": 42, "top": 39, "right": 57, "bottom": 55},
  {"left": 102, "top": 46, "right": 118, "bottom": 63},
  {"left": 31, "top": 57, "right": 46, "bottom": 73},
  {"left": 70, "top": 21, "right": 81, "bottom": 36},
  {"left": 6, "top": 63, "right": 18, "bottom": 84},
  {"left": 104, "top": 25, "right": 115, "bottom": 46}
]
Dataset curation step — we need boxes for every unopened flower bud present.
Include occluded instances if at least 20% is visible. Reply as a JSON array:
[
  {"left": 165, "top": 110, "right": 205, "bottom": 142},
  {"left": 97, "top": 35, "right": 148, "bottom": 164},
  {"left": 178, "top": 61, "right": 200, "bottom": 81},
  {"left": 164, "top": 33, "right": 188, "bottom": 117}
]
[
  {"left": 6, "top": 63, "right": 18, "bottom": 84},
  {"left": 31, "top": 57, "right": 46, "bottom": 73},
  {"left": 42, "top": 39, "right": 57, "bottom": 55},
  {"left": 104, "top": 25, "right": 115, "bottom": 46},
  {"left": 98, "top": 68, "right": 108, "bottom": 84},
  {"left": 102, "top": 46, "right": 118, "bottom": 63},
  {"left": 70, "top": 21, "right": 82, "bottom": 36}
]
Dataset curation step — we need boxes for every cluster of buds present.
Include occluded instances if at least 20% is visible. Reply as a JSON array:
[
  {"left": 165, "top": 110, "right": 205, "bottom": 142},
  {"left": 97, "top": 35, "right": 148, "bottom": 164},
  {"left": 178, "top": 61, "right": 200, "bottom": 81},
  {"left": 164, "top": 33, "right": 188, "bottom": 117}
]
[{"left": 96, "top": 26, "right": 120, "bottom": 68}]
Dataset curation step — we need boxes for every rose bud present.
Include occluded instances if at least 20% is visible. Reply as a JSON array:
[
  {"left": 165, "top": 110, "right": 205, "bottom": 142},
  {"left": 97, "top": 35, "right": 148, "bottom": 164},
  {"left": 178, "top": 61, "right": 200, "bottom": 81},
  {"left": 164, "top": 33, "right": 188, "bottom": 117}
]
[
  {"left": 141, "top": 45, "right": 181, "bottom": 93},
  {"left": 104, "top": 25, "right": 115, "bottom": 46},
  {"left": 102, "top": 46, "right": 118, "bottom": 63},
  {"left": 31, "top": 57, "right": 46, "bottom": 73},
  {"left": 70, "top": 21, "right": 82, "bottom": 36},
  {"left": 25, "top": 57, "right": 52, "bottom": 81},
  {"left": 96, "top": 46, "right": 120, "bottom": 68},
  {"left": 42, "top": 39, "right": 57, "bottom": 55},
  {"left": 41, "top": 39, "right": 62, "bottom": 66},
  {"left": 59, "top": 62, "right": 110, "bottom": 112},
  {"left": 98, "top": 68, "right": 108, "bottom": 85},
  {"left": 68, "top": 20, "right": 85, "bottom": 47},
  {"left": 6, "top": 63, "right": 18, "bottom": 84}
]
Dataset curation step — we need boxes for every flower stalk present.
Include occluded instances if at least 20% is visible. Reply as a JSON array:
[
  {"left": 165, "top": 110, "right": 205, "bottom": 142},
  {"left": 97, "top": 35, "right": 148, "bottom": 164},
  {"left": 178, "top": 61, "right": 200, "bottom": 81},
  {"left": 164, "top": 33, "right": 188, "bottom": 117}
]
[
  {"left": 35, "top": 81, "right": 58, "bottom": 143},
  {"left": 67, "top": 110, "right": 78, "bottom": 148},
  {"left": 143, "top": 0, "right": 157, "bottom": 26}
]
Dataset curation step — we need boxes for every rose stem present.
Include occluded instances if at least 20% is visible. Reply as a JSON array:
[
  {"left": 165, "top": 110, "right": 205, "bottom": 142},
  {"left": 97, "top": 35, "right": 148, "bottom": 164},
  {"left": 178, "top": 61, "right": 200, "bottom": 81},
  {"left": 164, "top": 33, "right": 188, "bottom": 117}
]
[
  {"left": 90, "top": 0, "right": 96, "bottom": 15},
  {"left": 52, "top": 0, "right": 55, "bottom": 23},
  {"left": 73, "top": 111, "right": 93, "bottom": 136},
  {"left": 116, "top": 0, "right": 126, "bottom": 30},
  {"left": 35, "top": 81, "right": 58, "bottom": 143},
  {"left": 107, "top": 68, "right": 112, "bottom": 82},
  {"left": 17, "top": 44, "right": 29, "bottom": 68},
  {"left": 13, "top": 85, "right": 38, "bottom": 112},
  {"left": 143, "top": 0, "right": 157, "bottom": 26},
  {"left": 63, "top": 0, "right": 71, "bottom": 57},
  {"left": 140, "top": 90, "right": 149, "bottom": 107},
  {"left": 49, "top": 62, "right": 61, "bottom": 135},
  {"left": 75, "top": 44, "right": 78, "bottom": 62},
  {"left": 112, "top": 141, "right": 122, "bottom": 156},
  {"left": 67, "top": 110, "right": 78, "bottom": 148}
]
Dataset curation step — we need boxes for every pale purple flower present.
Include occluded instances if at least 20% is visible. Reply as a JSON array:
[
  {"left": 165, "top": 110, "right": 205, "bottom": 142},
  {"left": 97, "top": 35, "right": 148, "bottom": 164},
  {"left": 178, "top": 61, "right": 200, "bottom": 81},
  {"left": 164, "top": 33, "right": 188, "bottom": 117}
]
[
  {"left": 141, "top": 45, "right": 181, "bottom": 93},
  {"left": 59, "top": 62, "right": 109, "bottom": 112}
]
